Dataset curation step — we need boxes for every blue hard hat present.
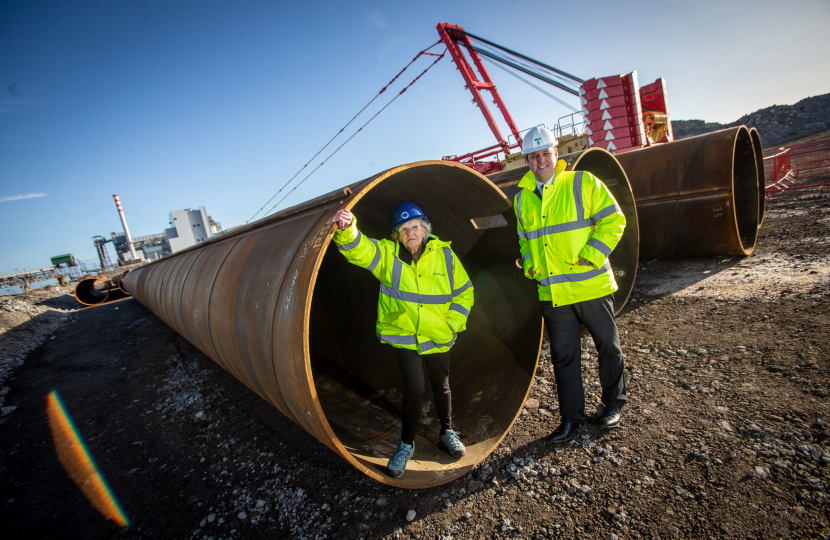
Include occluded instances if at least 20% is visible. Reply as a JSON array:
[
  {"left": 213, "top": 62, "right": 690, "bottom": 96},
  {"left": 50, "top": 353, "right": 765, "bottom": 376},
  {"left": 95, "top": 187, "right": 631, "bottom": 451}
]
[{"left": 390, "top": 202, "right": 428, "bottom": 232}]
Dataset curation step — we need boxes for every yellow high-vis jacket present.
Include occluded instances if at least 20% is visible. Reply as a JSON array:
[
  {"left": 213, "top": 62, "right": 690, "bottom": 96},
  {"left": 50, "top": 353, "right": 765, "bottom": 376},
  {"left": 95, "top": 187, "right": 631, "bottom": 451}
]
[
  {"left": 514, "top": 160, "right": 626, "bottom": 305},
  {"left": 333, "top": 217, "right": 474, "bottom": 355}
]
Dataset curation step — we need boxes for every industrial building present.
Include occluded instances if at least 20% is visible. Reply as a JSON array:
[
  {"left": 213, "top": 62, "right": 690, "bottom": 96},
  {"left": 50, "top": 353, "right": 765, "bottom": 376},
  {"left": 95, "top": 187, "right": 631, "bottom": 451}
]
[
  {"left": 165, "top": 206, "right": 222, "bottom": 254},
  {"left": 102, "top": 199, "right": 221, "bottom": 267},
  {"left": 112, "top": 232, "right": 171, "bottom": 261}
]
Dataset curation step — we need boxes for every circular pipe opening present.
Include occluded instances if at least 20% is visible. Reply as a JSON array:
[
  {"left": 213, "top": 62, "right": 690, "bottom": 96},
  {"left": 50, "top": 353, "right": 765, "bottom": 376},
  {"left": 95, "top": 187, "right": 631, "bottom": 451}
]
[
  {"left": 733, "top": 127, "right": 759, "bottom": 253},
  {"left": 309, "top": 163, "right": 541, "bottom": 487},
  {"left": 115, "top": 273, "right": 131, "bottom": 295},
  {"left": 615, "top": 126, "right": 760, "bottom": 257},
  {"left": 74, "top": 278, "right": 110, "bottom": 306},
  {"left": 749, "top": 127, "right": 766, "bottom": 226}
]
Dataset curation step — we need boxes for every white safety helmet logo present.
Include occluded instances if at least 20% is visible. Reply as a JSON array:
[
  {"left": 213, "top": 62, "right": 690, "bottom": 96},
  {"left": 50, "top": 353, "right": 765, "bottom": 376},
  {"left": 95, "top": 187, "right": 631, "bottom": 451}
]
[
  {"left": 522, "top": 125, "right": 558, "bottom": 155},
  {"left": 401, "top": 211, "right": 409, "bottom": 219}
]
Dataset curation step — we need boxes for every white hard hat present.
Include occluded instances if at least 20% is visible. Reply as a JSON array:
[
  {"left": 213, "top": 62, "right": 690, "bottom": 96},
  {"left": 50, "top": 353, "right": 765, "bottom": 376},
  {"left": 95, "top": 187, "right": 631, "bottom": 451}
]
[{"left": 521, "top": 125, "right": 558, "bottom": 155}]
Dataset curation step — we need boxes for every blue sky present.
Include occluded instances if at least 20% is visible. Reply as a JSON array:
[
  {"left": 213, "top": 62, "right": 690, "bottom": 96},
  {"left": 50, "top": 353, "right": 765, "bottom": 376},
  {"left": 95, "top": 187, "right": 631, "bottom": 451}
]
[{"left": 1, "top": 0, "right": 828, "bottom": 275}]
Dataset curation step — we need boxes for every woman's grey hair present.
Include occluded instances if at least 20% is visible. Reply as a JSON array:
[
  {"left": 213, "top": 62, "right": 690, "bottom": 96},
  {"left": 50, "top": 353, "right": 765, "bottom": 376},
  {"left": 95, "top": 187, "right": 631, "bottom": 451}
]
[{"left": 391, "top": 218, "right": 432, "bottom": 243}]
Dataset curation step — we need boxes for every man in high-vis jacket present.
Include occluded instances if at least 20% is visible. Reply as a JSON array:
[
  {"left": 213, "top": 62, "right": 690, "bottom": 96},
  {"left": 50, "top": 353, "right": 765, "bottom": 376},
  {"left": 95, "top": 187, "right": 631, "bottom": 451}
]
[{"left": 515, "top": 125, "right": 628, "bottom": 443}]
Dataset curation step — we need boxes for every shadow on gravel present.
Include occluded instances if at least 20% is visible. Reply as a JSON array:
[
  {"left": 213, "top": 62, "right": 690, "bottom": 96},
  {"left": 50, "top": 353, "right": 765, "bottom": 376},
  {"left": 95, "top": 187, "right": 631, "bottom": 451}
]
[
  {"left": 629, "top": 257, "right": 744, "bottom": 302},
  {"left": 33, "top": 292, "right": 82, "bottom": 311}
]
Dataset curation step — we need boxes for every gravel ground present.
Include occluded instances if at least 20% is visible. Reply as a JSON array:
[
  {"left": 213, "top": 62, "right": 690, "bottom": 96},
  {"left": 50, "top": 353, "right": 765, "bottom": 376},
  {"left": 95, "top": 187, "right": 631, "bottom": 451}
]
[
  {"left": 0, "top": 188, "right": 828, "bottom": 540},
  {"left": 0, "top": 286, "right": 79, "bottom": 418}
]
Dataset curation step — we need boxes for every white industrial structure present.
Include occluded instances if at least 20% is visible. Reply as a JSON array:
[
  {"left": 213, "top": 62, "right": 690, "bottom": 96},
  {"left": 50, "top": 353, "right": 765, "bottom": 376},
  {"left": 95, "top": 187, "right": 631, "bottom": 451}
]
[
  {"left": 112, "top": 232, "right": 171, "bottom": 261},
  {"left": 165, "top": 206, "right": 222, "bottom": 254},
  {"left": 113, "top": 194, "right": 138, "bottom": 261}
]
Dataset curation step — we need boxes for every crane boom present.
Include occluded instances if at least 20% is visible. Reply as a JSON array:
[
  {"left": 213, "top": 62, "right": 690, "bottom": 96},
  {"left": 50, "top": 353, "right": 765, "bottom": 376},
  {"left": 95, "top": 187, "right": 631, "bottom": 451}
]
[
  {"left": 438, "top": 22, "right": 674, "bottom": 171},
  {"left": 437, "top": 22, "right": 522, "bottom": 156}
]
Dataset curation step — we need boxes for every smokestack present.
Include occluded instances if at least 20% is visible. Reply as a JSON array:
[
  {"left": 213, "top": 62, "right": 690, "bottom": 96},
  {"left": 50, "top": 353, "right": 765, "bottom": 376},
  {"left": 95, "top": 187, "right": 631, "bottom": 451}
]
[{"left": 113, "top": 194, "right": 137, "bottom": 261}]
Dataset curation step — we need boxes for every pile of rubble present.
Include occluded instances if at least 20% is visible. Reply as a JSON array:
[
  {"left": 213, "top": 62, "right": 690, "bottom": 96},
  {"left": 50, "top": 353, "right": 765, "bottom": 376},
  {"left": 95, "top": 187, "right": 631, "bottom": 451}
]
[{"left": 672, "top": 93, "right": 830, "bottom": 146}]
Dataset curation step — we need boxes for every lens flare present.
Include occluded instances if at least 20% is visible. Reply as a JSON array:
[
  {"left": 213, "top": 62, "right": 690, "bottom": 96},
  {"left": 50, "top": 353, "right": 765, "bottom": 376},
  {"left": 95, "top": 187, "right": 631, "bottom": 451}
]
[{"left": 46, "top": 390, "right": 130, "bottom": 528}]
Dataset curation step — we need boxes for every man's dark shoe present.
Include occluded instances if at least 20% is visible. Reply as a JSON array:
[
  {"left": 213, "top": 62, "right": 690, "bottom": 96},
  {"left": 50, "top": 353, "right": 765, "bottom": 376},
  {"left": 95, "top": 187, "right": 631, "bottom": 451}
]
[
  {"left": 601, "top": 407, "right": 622, "bottom": 428},
  {"left": 548, "top": 420, "right": 585, "bottom": 443}
]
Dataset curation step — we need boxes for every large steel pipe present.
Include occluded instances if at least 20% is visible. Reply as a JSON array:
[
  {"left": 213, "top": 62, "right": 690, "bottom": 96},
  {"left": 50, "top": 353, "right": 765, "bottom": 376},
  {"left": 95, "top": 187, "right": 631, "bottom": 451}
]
[
  {"left": 614, "top": 126, "right": 759, "bottom": 257},
  {"left": 487, "top": 147, "right": 640, "bottom": 313},
  {"left": 113, "top": 273, "right": 131, "bottom": 295},
  {"left": 74, "top": 277, "right": 111, "bottom": 306},
  {"left": 122, "top": 161, "right": 543, "bottom": 488}
]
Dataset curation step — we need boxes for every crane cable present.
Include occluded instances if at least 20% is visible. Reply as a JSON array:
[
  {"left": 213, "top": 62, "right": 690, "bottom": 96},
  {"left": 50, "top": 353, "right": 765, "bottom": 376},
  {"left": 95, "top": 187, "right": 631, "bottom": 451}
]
[
  {"left": 460, "top": 29, "right": 584, "bottom": 84},
  {"left": 481, "top": 56, "right": 579, "bottom": 113},
  {"left": 456, "top": 38, "right": 581, "bottom": 97},
  {"left": 246, "top": 41, "right": 444, "bottom": 224},
  {"left": 258, "top": 49, "right": 447, "bottom": 220}
]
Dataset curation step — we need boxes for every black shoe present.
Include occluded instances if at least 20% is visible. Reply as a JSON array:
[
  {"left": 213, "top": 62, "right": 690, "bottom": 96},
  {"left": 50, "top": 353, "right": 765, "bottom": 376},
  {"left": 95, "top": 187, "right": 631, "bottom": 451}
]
[
  {"left": 601, "top": 407, "right": 622, "bottom": 428},
  {"left": 548, "top": 420, "right": 585, "bottom": 443}
]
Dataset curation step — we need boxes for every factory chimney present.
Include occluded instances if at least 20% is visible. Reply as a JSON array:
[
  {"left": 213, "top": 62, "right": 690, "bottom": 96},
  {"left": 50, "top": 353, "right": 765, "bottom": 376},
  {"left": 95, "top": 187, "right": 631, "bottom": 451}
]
[{"left": 113, "top": 194, "right": 137, "bottom": 261}]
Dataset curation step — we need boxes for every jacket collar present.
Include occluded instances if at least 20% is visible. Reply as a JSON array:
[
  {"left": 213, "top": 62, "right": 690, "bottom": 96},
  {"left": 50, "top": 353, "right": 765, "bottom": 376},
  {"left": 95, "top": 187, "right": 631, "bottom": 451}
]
[
  {"left": 517, "top": 159, "right": 568, "bottom": 192},
  {"left": 397, "top": 235, "right": 448, "bottom": 266}
]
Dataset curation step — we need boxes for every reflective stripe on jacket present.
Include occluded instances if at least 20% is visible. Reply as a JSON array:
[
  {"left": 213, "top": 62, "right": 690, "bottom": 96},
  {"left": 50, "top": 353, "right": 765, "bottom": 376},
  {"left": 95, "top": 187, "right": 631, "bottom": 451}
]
[
  {"left": 514, "top": 160, "right": 626, "bottom": 305},
  {"left": 333, "top": 217, "right": 474, "bottom": 354}
]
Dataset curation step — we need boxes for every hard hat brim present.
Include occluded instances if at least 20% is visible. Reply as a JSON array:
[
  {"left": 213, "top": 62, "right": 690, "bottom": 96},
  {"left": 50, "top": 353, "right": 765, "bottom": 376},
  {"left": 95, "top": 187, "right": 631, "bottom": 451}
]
[{"left": 521, "top": 141, "right": 557, "bottom": 155}]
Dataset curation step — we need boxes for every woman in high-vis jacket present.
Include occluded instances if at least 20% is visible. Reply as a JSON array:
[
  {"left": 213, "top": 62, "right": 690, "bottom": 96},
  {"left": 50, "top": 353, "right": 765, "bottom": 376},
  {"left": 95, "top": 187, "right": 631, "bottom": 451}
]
[{"left": 332, "top": 202, "right": 474, "bottom": 478}]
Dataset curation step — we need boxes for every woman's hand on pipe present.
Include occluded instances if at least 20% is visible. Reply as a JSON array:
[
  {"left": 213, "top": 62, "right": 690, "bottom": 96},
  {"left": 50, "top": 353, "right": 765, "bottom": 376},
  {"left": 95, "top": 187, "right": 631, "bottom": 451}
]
[{"left": 333, "top": 209, "right": 353, "bottom": 231}]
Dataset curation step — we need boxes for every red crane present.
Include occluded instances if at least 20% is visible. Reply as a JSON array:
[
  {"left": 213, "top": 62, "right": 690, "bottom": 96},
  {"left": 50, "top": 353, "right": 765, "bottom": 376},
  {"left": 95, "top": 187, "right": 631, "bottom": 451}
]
[{"left": 436, "top": 22, "right": 673, "bottom": 174}]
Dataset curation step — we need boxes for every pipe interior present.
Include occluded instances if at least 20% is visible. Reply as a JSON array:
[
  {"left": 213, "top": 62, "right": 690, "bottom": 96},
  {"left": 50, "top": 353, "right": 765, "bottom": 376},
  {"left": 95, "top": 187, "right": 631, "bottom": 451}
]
[
  {"left": 733, "top": 129, "right": 760, "bottom": 252},
  {"left": 308, "top": 165, "right": 541, "bottom": 484},
  {"left": 74, "top": 278, "right": 110, "bottom": 306},
  {"left": 750, "top": 129, "right": 766, "bottom": 226}
]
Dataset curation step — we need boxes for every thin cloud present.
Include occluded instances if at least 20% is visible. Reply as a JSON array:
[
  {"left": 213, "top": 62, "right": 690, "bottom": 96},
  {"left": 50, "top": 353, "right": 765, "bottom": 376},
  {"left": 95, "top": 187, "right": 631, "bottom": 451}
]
[
  {"left": 0, "top": 193, "right": 47, "bottom": 203},
  {"left": 368, "top": 10, "right": 386, "bottom": 27},
  {"left": 0, "top": 98, "right": 40, "bottom": 113}
]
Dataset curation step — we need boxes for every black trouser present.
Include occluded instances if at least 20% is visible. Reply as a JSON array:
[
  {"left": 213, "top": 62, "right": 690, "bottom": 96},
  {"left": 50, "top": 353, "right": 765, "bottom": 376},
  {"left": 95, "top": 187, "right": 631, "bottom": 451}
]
[
  {"left": 542, "top": 293, "right": 626, "bottom": 423},
  {"left": 395, "top": 348, "right": 452, "bottom": 446}
]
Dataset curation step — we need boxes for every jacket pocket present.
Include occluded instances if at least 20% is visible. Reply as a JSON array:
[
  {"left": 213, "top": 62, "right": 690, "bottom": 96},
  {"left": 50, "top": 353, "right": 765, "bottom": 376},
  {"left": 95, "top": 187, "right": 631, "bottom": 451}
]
[
  {"left": 378, "top": 307, "right": 416, "bottom": 335},
  {"left": 424, "top": 308, "right": 455, "bottom": 344}
]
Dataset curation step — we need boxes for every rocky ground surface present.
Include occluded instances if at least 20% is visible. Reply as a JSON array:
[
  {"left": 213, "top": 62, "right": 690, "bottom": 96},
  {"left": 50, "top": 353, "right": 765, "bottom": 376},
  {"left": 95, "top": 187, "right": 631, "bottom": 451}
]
[
  {"left": 0, "top": 285, "right": 79, "bottom": 416},
  {"left": 672, "top": 93, "right": 830, "bottom": 147},
  {"left": 1, "top": 188, "right": 829, "bottom": 540}
]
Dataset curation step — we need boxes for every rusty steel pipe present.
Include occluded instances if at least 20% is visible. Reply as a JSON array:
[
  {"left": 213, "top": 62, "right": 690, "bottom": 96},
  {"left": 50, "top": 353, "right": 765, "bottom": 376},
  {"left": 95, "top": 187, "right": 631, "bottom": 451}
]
[
  {"left": 749, "top": 127, "right": 766, "bottom": 226},
  {"left": 113, "top": 273, "right": 131, "bottom": 295},
  {"left": 614, "top": 126, "right": 759, "bottom": 258},
  {"left": 122, "top": 161, "right": 544, "bottom": 488},
  {"left": 487, "top": 147, "right": 640, "bottom": 313},
  {"left": 74, "top": 277, "right": 111, "bottom": 306}
]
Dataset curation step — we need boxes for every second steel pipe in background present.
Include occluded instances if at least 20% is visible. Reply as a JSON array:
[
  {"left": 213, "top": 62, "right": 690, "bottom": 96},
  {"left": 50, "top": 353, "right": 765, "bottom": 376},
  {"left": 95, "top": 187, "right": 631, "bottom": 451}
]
[
  {"left": 614, "top": 126, "right": 760, "bottom": 258},
  {"left": 487, "top": 147, "right": 640, "bottom": 312},
  {"left": 749, "top": 127, "right": 766, "bottom": 226},
  {"left": 74, "top": 277, "right": 110, "bottom": 306}
]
